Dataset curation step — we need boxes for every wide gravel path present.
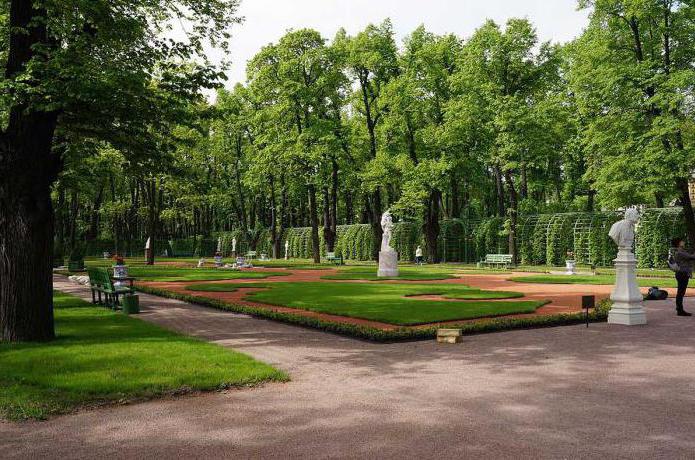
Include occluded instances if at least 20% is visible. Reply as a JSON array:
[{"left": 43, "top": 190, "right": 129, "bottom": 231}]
[{"left": 2, "top": 276, "right": 695, "bottom": 459}]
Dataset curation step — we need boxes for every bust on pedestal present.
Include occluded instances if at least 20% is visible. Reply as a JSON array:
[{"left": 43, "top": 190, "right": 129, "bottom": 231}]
[
  {"left": 608, "top": 208, "right": 647, "bottom": 326},
  {"left": 378, "top": 210, "right": 399, "bottom": 277}
]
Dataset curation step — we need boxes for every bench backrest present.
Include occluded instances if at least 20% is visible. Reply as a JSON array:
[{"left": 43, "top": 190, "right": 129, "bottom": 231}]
[{"left": 485, "top": 254, "right": 513, "bottom": 263}]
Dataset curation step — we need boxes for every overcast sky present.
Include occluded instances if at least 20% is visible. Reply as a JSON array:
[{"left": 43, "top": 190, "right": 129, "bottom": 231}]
[{"left": 211, "top": 0, "right": 589, "bottom": 90}]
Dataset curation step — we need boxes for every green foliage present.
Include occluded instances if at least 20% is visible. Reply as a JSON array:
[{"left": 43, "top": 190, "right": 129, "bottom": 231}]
[{"left": 0, "top": 291, "right": 285, "bottom": 421}]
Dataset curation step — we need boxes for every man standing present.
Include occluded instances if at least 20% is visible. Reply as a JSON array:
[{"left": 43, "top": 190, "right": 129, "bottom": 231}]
[
  {"left": 415, "top": 246, "right": 424, "bottom": 265},
  {"left": 670, "top": 238, "right": 695, "bottom": 316}
]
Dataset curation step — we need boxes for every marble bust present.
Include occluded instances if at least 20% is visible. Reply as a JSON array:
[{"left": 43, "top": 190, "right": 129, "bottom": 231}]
[
  {"left": 381, "top": 210, "right": 394, "bottom": 252},
  {"left": 609, "top": 208, "right": 640, "bottom": 249}
]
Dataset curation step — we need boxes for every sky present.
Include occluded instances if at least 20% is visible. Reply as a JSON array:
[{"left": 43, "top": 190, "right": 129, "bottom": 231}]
[{"left": 210, "top": 0, "right": 590, "bottom": 91}]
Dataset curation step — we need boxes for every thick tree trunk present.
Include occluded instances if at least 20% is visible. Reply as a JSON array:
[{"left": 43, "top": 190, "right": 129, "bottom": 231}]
[
  {"left": 0, "top": 114, "right": 59, "bottom": 342},
  {"left": 423, "top": 190, "right": 441, "bottom": 263},
  {"left": 307, "top": 184, "right": 321, "bottom": 263},
  {"left": 1, "top": 0, "right": 60, "bottom": 342}
]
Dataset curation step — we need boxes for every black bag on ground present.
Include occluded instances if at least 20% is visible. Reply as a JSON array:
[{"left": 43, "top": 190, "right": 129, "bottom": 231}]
[{"left": 645, "top": 286, "right": 668, "bottom": 301}]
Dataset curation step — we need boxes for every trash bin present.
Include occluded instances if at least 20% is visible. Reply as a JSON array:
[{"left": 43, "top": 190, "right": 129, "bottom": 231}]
[{"left": 122, "top": 295, "right": 140, "bottom": 314}]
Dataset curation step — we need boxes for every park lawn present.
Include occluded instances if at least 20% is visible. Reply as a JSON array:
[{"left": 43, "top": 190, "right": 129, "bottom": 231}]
[
  {"left": 126, "top": 266, "right": 290, "bottom": 282},
  {"left": 322, "top": 266, "right": 459, "bottom": 281},
  {"left": 185, "top": 282, "right": 543, "bottom": 326},
  {"left": 509, "top": 274, "right": 677, "bottom": 288},
  {"left": 0, "top": 291, "right": 287, "bottom": 421}
]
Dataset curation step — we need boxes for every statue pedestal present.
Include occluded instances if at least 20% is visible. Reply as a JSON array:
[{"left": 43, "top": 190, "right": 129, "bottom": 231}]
[
  {"left": 378, "top": 250, "right": 399, "bottom": 277},
  {"left": 608, "top": 248, "right": 647, "bottom": 326}
]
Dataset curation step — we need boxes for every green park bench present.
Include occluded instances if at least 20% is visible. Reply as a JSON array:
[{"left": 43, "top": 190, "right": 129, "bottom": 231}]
[
  {"left": 480, "top": 254, "right": 513, "bottom": 269},
  {"left": 86, "top": 267, "right": 135, "bottom": 309},
  {"left": 325, "top": 252, "right": 344, "bottom": 265}
]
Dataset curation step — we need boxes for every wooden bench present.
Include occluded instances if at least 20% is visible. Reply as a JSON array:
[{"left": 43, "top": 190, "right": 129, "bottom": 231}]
[
  {"left": 86, "top": 267, "right": 135, "bottom": 309},
  {"left": 325, "top": 252, "right": 344, "bottom": 265},
  {"left": 480, "top": 254, "right": 513, "bottom": 269}
]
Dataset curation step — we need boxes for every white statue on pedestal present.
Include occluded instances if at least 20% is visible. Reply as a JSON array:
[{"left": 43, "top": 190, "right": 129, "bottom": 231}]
[
  {"left": 377, "top": 210, "right": 399, "bottom": 277},
  {"left": 232, "top": 238, "right": 237, "bottom": 255},
  {"left": 285, "top": 240, "right": 289, "bottom": 260},
  {"left": 608, "top": 208, "right": 647, "bottom": 325}
]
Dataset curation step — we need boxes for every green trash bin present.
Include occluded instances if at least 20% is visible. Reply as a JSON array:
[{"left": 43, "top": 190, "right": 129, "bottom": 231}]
[{"left": 122, "top": 295, "right": 140, "bottom": 314}]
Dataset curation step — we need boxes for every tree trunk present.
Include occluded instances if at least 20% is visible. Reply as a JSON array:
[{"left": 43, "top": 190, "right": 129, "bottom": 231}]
[
  {"left": 677, "top": 178, "right": 695, "bottom": 249},
  {"left": 370, "top": 189, "right": 383, "bottom": 261},
  {"left": 307, "top": 184, "right": 321, "bottom": 263},
  {"left": 494, "top": 165, "right": 506, "bottom": 217},
  {"left": 450, "top": 171, "right": 461, "bottom": 219},
  {"left": 0, "top": 0, "right": 60, "bottom": 342},
  {"left": 505, "top": 172, "right": 519, "bottom": 264},
  {"left": 423, "top": 190, "right": 441, "bottom": 263}
]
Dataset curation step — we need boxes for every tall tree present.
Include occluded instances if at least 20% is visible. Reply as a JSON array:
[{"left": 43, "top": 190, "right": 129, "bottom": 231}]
[
  {"left": 570, "top": 0, "right": 695, "bottom": 244},
  {"left": 0, "top": 0, "right": 239, "bottom": 342}
]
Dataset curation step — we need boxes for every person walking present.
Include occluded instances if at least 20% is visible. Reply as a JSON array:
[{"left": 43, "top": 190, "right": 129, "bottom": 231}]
[
  {"left": 415, "top": 246, "right": 424, "bottom": 266},
  {"left": 669, "top": 238, "right": 695, "bottom": 316}
]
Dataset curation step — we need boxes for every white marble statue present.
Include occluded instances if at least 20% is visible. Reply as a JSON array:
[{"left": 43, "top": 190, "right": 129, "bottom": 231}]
[
  {"left": 381, "top": 210, "right": 394, "bottom": 252},
  {"left": 217, "top": 237, "right": 222, "bottom": 253},
  {"left": 232, "top": 238, "right": 237, "bottom": 254},
  {"left": 377, "top": 210, "right": 399, "bottom": 277},
  {"left": 285, "top": 240, "right": 289, "bottom": 260},
  {"left": 608, "top": 208, "right": 646, "bottom": 326},
  {"left": 145, "top": 237, "right": 151, "bottom": 250},
  {"left": 609, "top": 208, "right": 639, "bottom": 249}
]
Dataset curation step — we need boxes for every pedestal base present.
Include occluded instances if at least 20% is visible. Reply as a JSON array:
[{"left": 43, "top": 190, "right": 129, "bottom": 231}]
[
  {"left": 608, "top": 304, "right": 647, "bottom": 325},
  {"left": 608, "top": 250, "right": 647, "bottom": 326},
  {"left": 378, "top": 250, "right": 399, "bottom": 277}
]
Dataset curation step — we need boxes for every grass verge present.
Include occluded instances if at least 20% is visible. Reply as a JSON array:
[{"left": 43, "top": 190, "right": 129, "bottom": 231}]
[
  {"left": 322, "top": 266, "right": 458, "bottom": 281},
  {"left": 509, "top": 274, "right": 677, "bottom": 288},
  {"left": 0, "top": 291, "right": 287, "bottom": 421}
]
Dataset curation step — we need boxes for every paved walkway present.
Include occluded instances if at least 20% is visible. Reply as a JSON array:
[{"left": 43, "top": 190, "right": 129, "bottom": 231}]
[{"left": 2, "top": 277, "right": 695, "bottom": 459}]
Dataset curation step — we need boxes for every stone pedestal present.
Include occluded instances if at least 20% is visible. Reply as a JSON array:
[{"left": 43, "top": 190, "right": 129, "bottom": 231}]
[
  {"left": 608, "top": 248, "right": 647, "bottom": 326},
  {"left": 565, "top": 260, "right": 576, "bottom": 275},
  {"left": 378, "top": 250, "right": 399, "bottom": 277}
]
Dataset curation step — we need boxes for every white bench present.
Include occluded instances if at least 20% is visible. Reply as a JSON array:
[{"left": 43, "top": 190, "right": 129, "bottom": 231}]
[{"left": 480, "top": 254, "right": 513, "bottom": 269}]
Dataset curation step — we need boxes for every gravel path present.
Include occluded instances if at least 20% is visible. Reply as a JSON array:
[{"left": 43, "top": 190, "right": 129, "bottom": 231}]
[{"left": 2, "top": 276, "right": 695, "bottom": 459}]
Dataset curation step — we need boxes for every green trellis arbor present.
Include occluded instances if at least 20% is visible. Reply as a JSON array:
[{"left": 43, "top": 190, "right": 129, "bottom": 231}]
[{"left": 94, "top": 208, "right": 683, "bottom": 266}]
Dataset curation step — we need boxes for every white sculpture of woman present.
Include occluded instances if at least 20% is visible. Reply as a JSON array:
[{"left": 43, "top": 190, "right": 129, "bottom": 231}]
[
  {"left": 381, "top": 210, "right": 394, "bottom": 252},
  {"left": 232, "top": 238, "right": 237, "bottom": 254},
  {"left": 285, "top": 240, "right": 289, "bottom": 260}
]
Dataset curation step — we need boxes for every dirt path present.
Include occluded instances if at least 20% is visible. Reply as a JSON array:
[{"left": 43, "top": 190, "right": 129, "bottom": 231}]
[{"left": 3, "top": 277, "right": 695, "bottom": 459}]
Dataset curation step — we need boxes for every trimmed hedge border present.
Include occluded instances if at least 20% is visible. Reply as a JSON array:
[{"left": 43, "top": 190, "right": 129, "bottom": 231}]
[{"left": 136, "top": 285, "right": 612, "bottom": 342}]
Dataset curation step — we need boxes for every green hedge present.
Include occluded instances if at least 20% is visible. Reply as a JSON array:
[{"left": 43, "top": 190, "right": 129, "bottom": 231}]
[
  {"left": 83, "top": 208, "right": 684, "bottom": 267},
  {"left": 137, "top": 286, "right": 611, "bottom": 342}
]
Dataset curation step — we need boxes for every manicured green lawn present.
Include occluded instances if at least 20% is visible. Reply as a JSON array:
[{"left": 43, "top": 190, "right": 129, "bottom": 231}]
[
  {"left": 126, "top": 266, "right": 289, "bottom": 282},
  {"left": 509, "top": 274, "right": 677, "bottom": 288},
  {"left": 322, "top": 266, "right": 458, "bottom": 281},
  {"left": 185, "top": 282, "right": 544, "bottom": 325},
  {"left": 0, "top": 291, "right": 286, "bottom": 421}
]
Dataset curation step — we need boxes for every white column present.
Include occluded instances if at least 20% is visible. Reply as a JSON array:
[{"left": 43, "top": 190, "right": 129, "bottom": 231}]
[{"left": 608, "top": 247, "right": 647, "bottom": 325}]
